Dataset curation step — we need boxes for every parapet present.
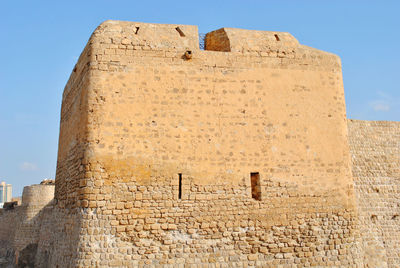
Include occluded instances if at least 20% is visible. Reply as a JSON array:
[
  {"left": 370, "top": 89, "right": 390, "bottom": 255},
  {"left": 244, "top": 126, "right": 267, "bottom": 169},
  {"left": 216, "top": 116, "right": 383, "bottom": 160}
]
[
  {"left": 91, "top": 20, "right": 199, "bottom": 50},
  {"left": 84, "top": 20, "right": 338, "bottom": 69},
  {"left": 21, "top": 184, "right": 54, "bottom": 207},
  {"left": 205, "top": 27, "right": 299, "bottom": 52},
  {"left": 92, "top": 21, "right": 301, "bottom": 53}
]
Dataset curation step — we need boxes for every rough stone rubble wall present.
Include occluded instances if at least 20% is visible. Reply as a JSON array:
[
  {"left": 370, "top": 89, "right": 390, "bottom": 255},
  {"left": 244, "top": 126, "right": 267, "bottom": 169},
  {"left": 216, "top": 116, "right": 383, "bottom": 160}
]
[
  {"left": 0, "top": 206, "right": 19, "bottom": 265},
  {"left": 0, "top": 184, "right": 56, "bottom": 267},
  {"left": 348, "top": 119, "right": 400, "bottom": 268}
]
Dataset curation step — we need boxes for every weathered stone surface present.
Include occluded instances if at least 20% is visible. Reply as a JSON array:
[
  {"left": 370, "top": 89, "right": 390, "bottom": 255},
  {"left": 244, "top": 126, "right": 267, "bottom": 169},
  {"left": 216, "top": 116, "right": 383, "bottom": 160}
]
[
  {"left": 0, "top": 21, "right": 398, "bottom": 267},
  {"left": 348, "top": 119, "right": 400, "bottom": 267}
]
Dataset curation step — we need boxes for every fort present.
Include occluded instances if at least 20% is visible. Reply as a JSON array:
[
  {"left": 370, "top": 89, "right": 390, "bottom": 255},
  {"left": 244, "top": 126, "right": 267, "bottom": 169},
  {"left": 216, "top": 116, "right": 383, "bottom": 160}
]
[{"left": 0, "top": 21, "right": 399, "bottom": 267}]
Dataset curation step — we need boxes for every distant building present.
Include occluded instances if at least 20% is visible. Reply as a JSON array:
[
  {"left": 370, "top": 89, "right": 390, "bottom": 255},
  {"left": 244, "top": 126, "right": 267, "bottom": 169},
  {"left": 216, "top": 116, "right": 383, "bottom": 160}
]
[
  {"left": 0, "top": 181, "right": 12, "bottom": 208},
  {"left": 0, "top": 182, "right": 3, "bottom": 204},
  {"left": 6, "top": 184, "right": 12, "bottom": 202}
]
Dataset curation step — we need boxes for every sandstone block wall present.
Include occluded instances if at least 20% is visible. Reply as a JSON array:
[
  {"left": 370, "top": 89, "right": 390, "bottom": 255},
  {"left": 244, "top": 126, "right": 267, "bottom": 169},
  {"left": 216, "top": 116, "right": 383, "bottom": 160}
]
[
  {"left": 1, "top": 21, "right": 398, "bottom": 268},
  {"left": 205, "top": 28, "right": 299, "bottom": 53},
  {"left": 77, "top": 20, "right": 354, "bottom": 206},
  {"left": 50, "top": 21, "right": 362, "bottom": 267},
  {"left": 55, "top": 39, "right": 92, "bottom": 208},
  {"left": 14, "top": 185, "right": 55, "bottom": 255},
  {"left": 348, "top": 119, "right": 400, "bottom": 267}
]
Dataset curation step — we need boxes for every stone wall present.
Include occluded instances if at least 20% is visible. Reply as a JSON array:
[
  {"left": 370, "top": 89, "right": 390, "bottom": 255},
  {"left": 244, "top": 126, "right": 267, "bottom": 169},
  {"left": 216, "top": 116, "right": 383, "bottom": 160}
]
[
  {"left": 50, "top": 21, "right": 361, "bottom": 267},
  {"left": 80, "top": 20, "right": 353, "bottom": 208},
  {"left": 55, "top": 39, "right": 92, "bottom": 208},
  {"left": 348, "top": 119, "right": 400, "bottom": 268},
  {"left": 0, "top": 21, "right": 398, "bottom": 267},
  {"left": 205, "top": 28, "right": 299, "bottom": 53},
  {"left": 0, "top": 206, "right": 19, "bottom": 266},
  {"left": 0, "top": 184, "right": 55, "bottom": 267}
]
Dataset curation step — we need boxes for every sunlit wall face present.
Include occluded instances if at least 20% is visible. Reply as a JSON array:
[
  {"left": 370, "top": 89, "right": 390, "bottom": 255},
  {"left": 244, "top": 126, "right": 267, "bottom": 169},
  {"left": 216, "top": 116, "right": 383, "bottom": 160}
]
[
  {"left": 0, "top": 185, "right": 4, "bottom": 204},
  {"left": 5, "top": 185, "right": 12, "bottom": 202}
]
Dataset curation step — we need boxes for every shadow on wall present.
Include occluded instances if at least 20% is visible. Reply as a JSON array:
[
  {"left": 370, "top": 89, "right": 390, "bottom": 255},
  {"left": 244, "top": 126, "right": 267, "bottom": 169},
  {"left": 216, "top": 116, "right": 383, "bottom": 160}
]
[
  {"left": 17, "top": 243, "right": 37, "bottom": 268},
  {"left": 0, "top": 240, "right": 15, "bottom": 268}
]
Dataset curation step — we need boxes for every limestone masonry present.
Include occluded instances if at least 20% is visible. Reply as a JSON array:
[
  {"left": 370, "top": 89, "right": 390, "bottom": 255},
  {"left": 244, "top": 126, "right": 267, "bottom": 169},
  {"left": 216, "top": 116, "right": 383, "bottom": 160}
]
[{"left": 0, "top": 21, "right": 398, "bottom": 267}]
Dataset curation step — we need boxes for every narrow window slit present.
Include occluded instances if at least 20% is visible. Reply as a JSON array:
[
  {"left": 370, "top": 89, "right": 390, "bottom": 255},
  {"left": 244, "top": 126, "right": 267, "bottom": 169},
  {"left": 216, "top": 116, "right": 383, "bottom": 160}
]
[
  {"left": 274, "top": 34, "right": 280, "bottom": 41},
  {"left": 178, "top": 173, "right": 182, "bottom": 199},
  {"left": 176, "top": 27, "right": 185, "bottom": 37},
  {"left": 135, "top": 27, "right": 140, "bottom": 35},
  {"left": 251, "top": 172, "right": 261, "bottom": 201}
]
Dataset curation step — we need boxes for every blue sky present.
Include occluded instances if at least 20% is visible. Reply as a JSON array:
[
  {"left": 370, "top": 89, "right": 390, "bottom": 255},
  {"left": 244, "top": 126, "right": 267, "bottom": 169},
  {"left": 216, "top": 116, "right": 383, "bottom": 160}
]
[{"left": 1, "top": 1, "right": 399, "bottom": 197}]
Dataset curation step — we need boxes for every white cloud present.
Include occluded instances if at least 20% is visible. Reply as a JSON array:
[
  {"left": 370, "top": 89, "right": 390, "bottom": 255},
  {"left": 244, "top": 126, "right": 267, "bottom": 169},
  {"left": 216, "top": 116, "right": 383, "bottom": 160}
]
[
  {"left": 20, "top": 162, "right": 38, "bottom": 171},
  {"left": 376, "top": 90, "right": 391, "bottom": 99},
  {"left": 369, "top": 100, "right": 390, "bottom": 111},
  {"left": 368, "top": 90, "right": 398, "bottom": 112}
]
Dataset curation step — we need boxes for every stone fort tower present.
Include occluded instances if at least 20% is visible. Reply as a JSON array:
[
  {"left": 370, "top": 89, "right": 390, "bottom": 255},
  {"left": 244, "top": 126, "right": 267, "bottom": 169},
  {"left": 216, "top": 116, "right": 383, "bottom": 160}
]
[
  {"left": 55, "top": 20, "right": 360, "bottom": 266},
  {"left": 1, "top": 20, "right": 399, "bottom": 267}
]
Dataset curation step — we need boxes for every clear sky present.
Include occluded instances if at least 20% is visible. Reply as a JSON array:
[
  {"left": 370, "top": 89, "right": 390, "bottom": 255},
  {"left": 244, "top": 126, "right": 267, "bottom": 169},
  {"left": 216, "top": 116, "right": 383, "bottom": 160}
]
[{"left": 1, "top": 1, "right": 399, "bottom": 197}]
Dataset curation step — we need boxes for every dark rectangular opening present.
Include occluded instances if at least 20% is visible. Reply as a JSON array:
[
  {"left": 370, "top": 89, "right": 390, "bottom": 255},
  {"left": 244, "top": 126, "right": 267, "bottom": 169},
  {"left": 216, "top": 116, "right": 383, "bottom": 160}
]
[
  {"left": 274, "top": 34, "right": 280, "bottom": 41},
  {"left": 135, "top": 27, "right": 140, "bottom": 35},
  {"left": 178, "top": 173, "right": 182, "bottom": 199},
  {"left": 251, "top": 172, "right": 261, "bottom": 201}
]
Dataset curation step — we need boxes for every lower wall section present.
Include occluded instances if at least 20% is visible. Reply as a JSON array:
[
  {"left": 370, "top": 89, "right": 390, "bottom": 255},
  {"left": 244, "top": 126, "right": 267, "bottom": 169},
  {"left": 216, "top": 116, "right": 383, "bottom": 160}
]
[
  {"left": 0, "top": 119, "right": 399, "bottom": 267},
  {"left": 0, "top": 208, "right": 18, "bottom": 266},
  {"left": 73, "top": 207, "right": 361, "bottom": 267},
  {"left": 0, "top": 206, "right": 82, "bottom": 268},
  {"left": 71, "top": 171, "right": 362, "bottom": 267},
  {"left": 34, "top": 207, "right": 82, "bottom": 268},
  {"left": 0, "top": 192, "right": 362, "bottom": 267},
  {"left": 348, "top": 119, "right": 400, "bottom": 268}
]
